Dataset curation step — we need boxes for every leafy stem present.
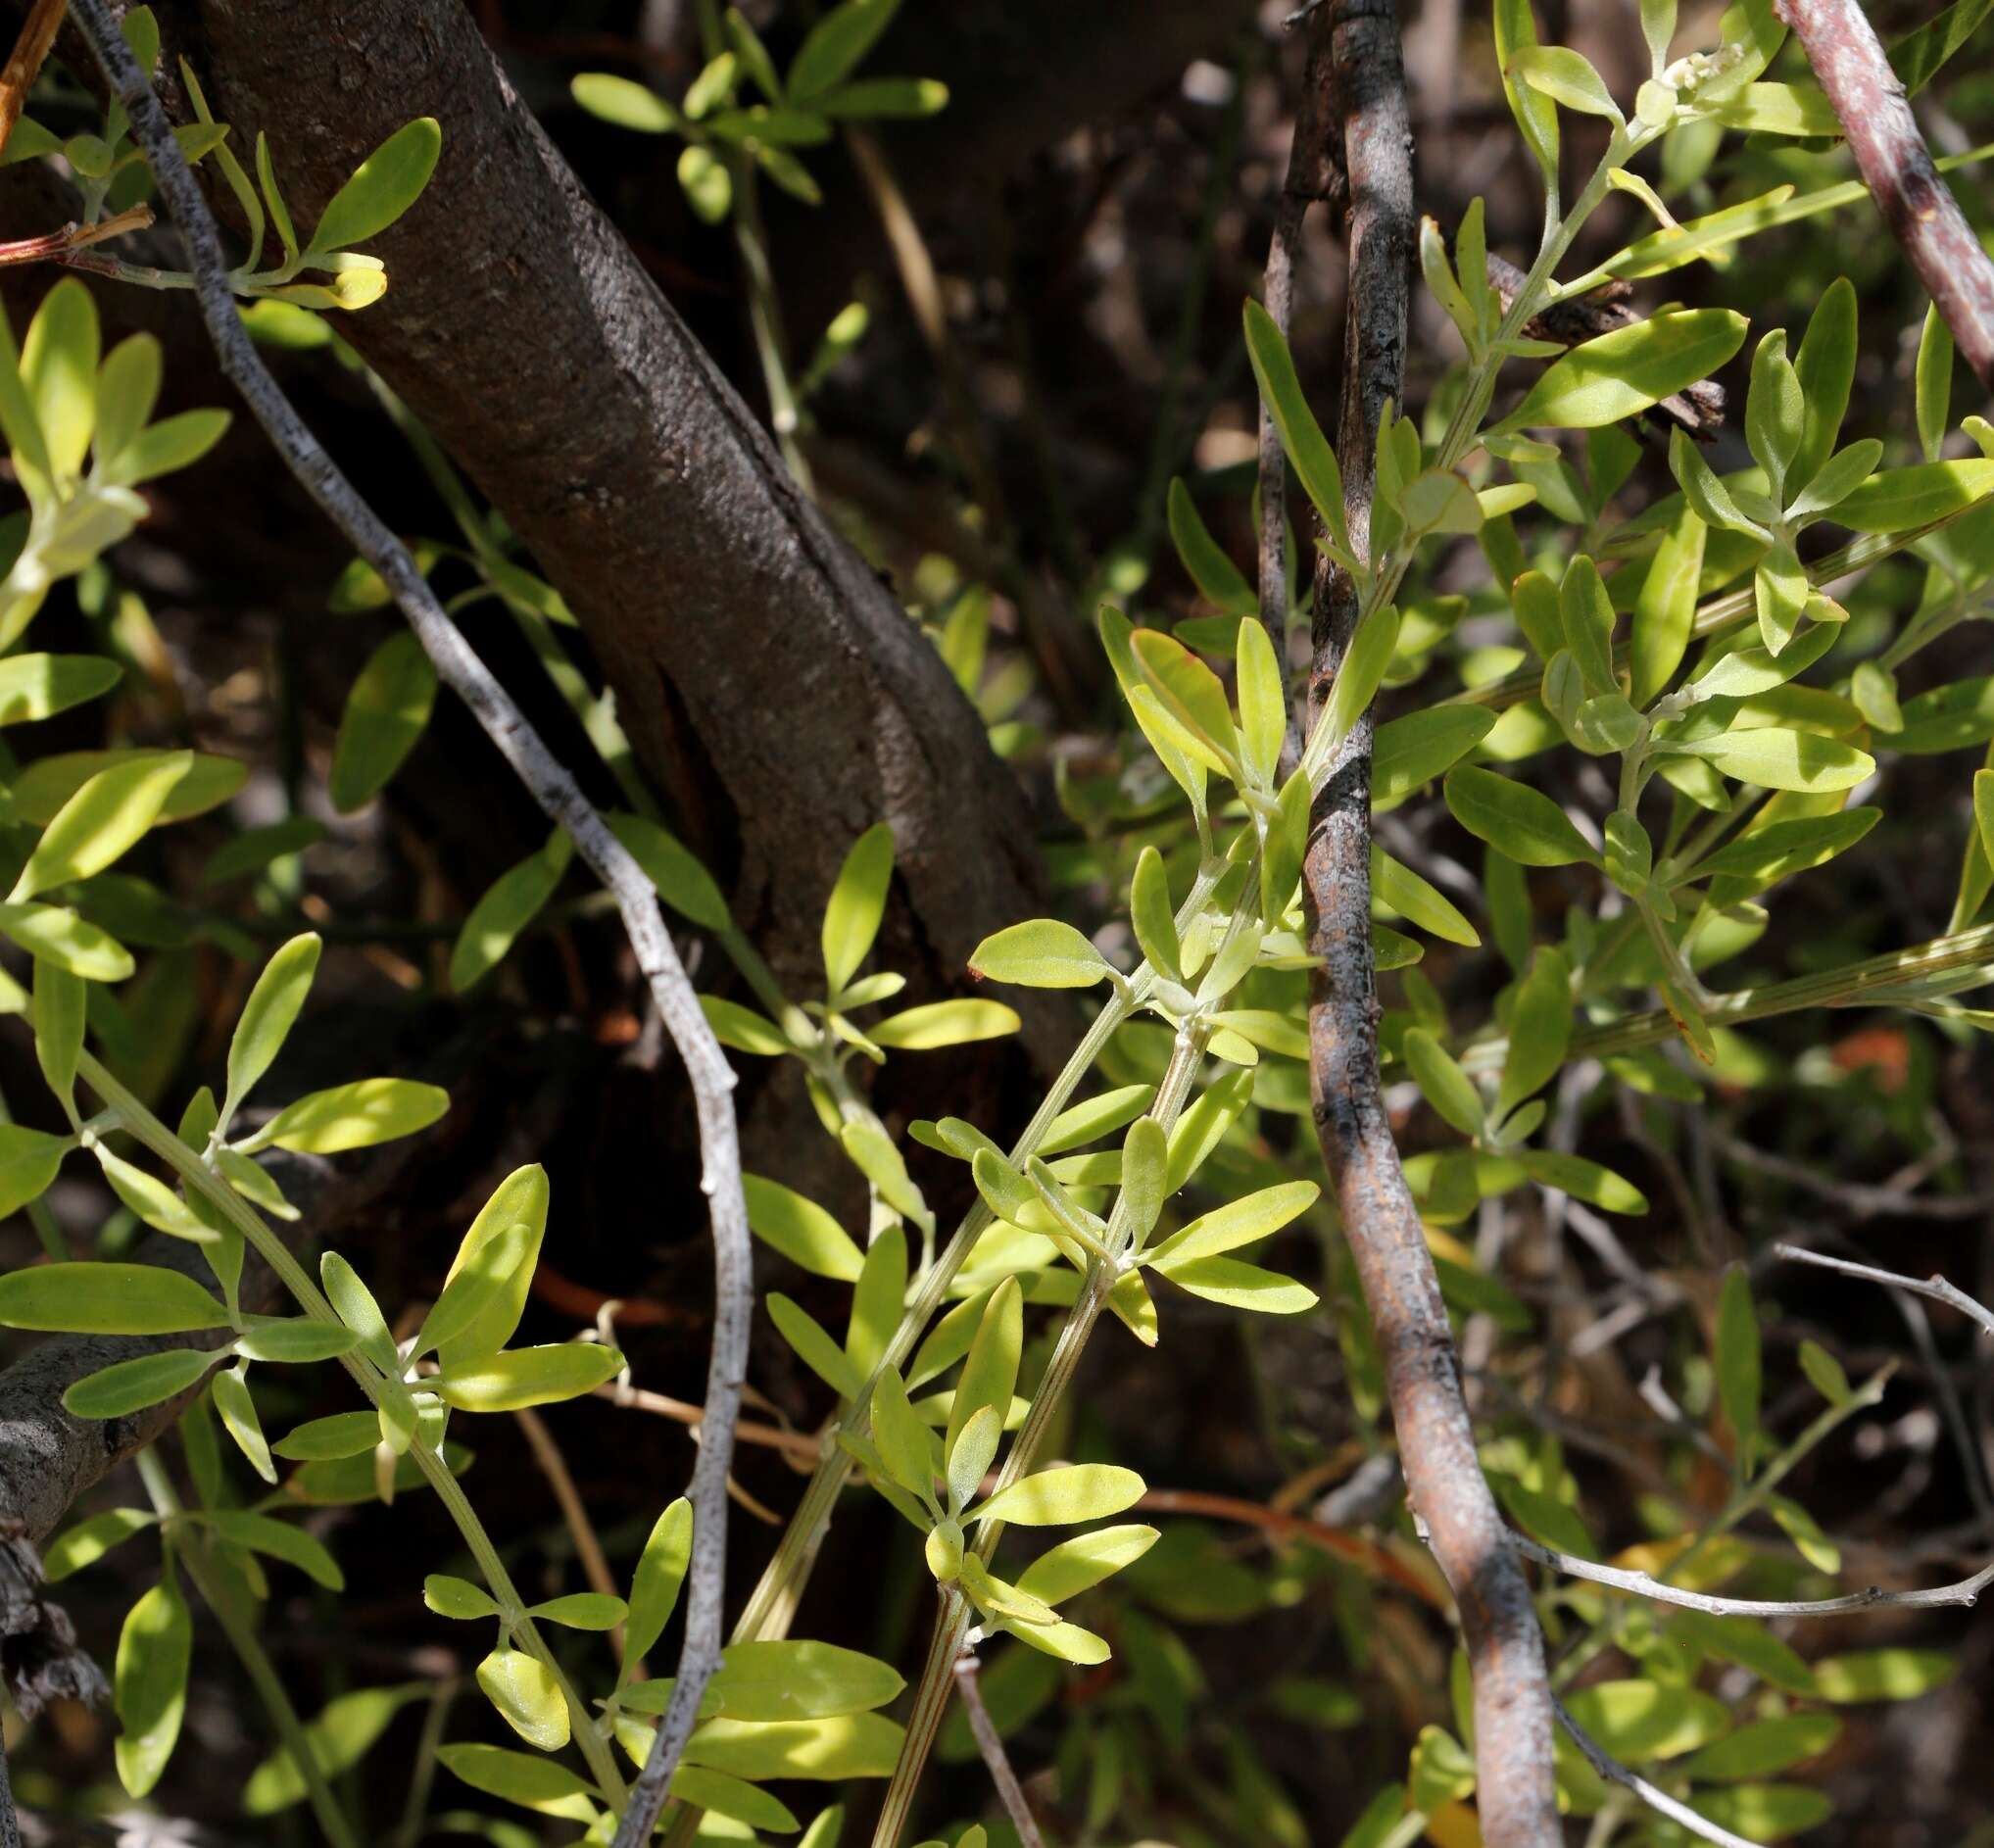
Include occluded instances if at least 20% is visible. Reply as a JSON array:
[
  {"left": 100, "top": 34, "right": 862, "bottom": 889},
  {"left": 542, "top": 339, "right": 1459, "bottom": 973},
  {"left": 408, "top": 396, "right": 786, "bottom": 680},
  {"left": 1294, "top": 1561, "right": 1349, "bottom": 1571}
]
[{"left": 73, "top": 1050, "right": 629, "bottom": 1806}]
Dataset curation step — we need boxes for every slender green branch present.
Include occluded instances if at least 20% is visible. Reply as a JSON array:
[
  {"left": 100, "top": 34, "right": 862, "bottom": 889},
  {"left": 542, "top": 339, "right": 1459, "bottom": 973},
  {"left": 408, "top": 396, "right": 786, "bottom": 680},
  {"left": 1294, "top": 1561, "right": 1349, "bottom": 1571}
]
[
  {"left": 135, "top": 1448, "right": 361, "bottom": 1848},
  {"left": 73, "top": 1050, "right": 629, "bottom": 1806}
]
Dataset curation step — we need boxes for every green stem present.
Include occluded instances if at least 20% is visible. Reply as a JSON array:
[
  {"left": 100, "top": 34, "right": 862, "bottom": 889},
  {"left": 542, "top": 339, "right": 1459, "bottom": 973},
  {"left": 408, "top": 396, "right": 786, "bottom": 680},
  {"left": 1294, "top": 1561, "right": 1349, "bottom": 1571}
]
[
  {"left": 135, "top": 1448, "right": 362, "bottom": 1848},
  {"left": 730, "top": 166, "right": 811, "bottom": 492},
  {"left": 73, "top": 1050, "right": 629, "bottom": 1808},
  {"left": 869, "top": 1023, "right": 1212, "bottom": 1847}
]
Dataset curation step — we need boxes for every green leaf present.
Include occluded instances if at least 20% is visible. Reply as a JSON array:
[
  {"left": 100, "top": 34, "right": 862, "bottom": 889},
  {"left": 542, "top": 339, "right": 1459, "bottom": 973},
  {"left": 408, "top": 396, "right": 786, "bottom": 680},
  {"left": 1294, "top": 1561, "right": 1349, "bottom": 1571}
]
[
  {"left": 10, "top": 751, "right": 244, "bottom": 828},
  {"left": 670, "top": 1767, "right": 800, "bottom": 1833},
  {"left": 1145, "top": 1180, "right": 1319, "bottom": 1268},
  {"left": 0, "top": 901, "right": 133, "bottom": 981},
  {"left": 106, "top": 408, "right": 229, "bottom": 485},
  {"left": 1510, "top": 44, "right": 1623, "bottom": 120},
  {"left": 1154, "top": 1255, "right": 1318, "bottom": 1313},
  {"left": 1236, "top": 613, "right": 1288, "bottom": 784},
  {"left": 272, "top": 1410, "right": 379, "bottom": 1461},
  {"left": 0, "top": 1122, "right": 67, "bottom": 1222},
  {"left": 11, "top": 751, "right": 191, "bottom": 903},
  {"left": 1501, "top": 310, "right": 1746, "bottom": 432},
  {"left": 1558, "top": 556, "right": 1616, "bottom": 692},
  {"left": 1895, "top": 678, "right": 1994, "bottom": 754},
  {"left": 434, "top": 1342, "right": 622, "bottom": 1413},
  {"left": 212, "top": 1362, "right": 274, "bottom": 1483},
  {"left": 1494, "top": 0, "right": 1560, "bottom": 191},
  {"left": 438, "top": 1741, "right": 598, "bottom": 1821},
  {"left": 1014, "top": 1524, "right": 1157, "bottom": 1605},
  {"left": 1167, "top": 479, "right": 1256, "bottom": 619},
  {"left": 243, "top": 1683, "right": 425, "bottom": 1816},
  {"left": 839, "top": 1121, "right": 928, "bottom": 1228},
  {"left": 1243, "top": 300, "right": 1348, "bottom": 555},
  {"left": 822, "top": 821, "right": 895, "bottom": 996},
  {"left": 31, "top": 959, "right": 84, "bottom": 1116},
  {"left": 24, "top": 277, "right": 99, "bottom": 480},
  {"left": 1788, "top": 276, "right": 1856, "bottom": 491},
  {"left": 425, "top": 1573, "right": 500, "bottom": 1620},
  {"left": 308, "top": 118, "right": 442, "bottom": 253},
  {"left": 0, "top": 653, "right": 122, "bottom": 726},
  {"left": 972, "top": 1463, "right": 1145, "bottom": 1528},
  {"left": 415, "top": 1220, "right": 534, "bottom": 1359},
  {"left": 1402, "top": 1028, "right": 1485, "bottom": 1138},
  {"left": 1833, "top": 459, "right": 1994, "bottom": 534},
  {"left": 330, "top": 631, "right": 437, "bottom": 812},
  {"left": 1662, "top": 728, "right": 1873, "bottom": 792},
  {"left": 211, "top": 1509, "right": 344, "bottom": 1589},
  {"left": 1321, "top": 605, "right": 1401, "bottom": 749},
  {"left": 115, "top": 1570, "right": 191, "bottom": 1796},
  {"left": 680, "top": 1713, "right": 905, "bottom": 1781},
  {"left": 318, "top": 1250, "right": 401, "bottom": 1374},
  {"left": 867, "top": 999, "right": 1019, "bottom": 1049},
  {"left": 450, "top": 830, "right": 573, "bottom": 993},
  {"left": 743, "top": 1174, "right": 863, "bottom": 1281},
  {"left": 788, "top": 0, "right": 900, "bottom": 101},
  {"left": 605, "top": 810, "right": 732, "bottom": 933},
  {"left": 199, "top": 817, "right": 327, "bottom": 888},
  {"left": 621, "top": 1496, "right": 694, "bottom": 1674},
  {"left": 1128, "top": 845, "right": 1182, "bottom": 984},
  {"left": 1711, "top": 79, "right": 1842, "bottom": 135},
  {"left": 255, "top": 133, "right": 299, "bottom": 264},
  {"left": 1745, "top": 330, "right": 1804, "bottom": 494},
  {"left": 1810, "top": 1649, "right": 1956, "bottom": 1702},
  {"left": 818, "top": 76, "right": 948, "bottom": 118},
  {"left": 1445, "top": 765, "right": 1599, "bottom": 866},
  {"left": 476, "top": 1645, "right": 569, "bottom": 1751},
  {"left": 1512, "top": 1149, "right": 1647, "bottom": 1213},
  {"left": 529, "top": 1592, "right": 628, "bottom": 1629},
  {"left": 254, "top": 1076, "right": 451, "bottom": 1154},
  {"left": 44, "top": 1506, "right": 157, "bottom": 1582},
  {"left": 64, "top": 1348, "right": 215, "bottom": 1419},
  {"left": 1716, "top": 1266, "right": 1762, "bottom": 1468},
  {"left": 1689, "top": 1784, "right": 1832, "bottom": 1842},
  {"left": 710, "top": 1639, "right": 903, "bottom": 1721},
  {"left": 222, "top": 932, "right": 320, "bottom": 1124},
  {"left": 1916, "top": 305, "right": 1954, "bottom": 464},
  {"left": 1373, "top": 705, "right": 1497, "bottom": 802},
  {"left": 1372, "top": 848, "right": 1480, "bottom": 947},
  {"left": 1631, "top": 508, "right": 1707, "bottom": 704},
  {"left": 1491, "top": 1474, "right": 1596, "bottom": 1560},
  {"left": 0, "top": 1261, "right": 229, "bottom": 1334},
  {"left": 1698, "top": 807, "right": 1877, "bottom": 896},
  {"left": 1682, "top": 623, "right": 1837, "bottom": 702},
  {"left": 869, "top": 1363, "right": 936, "bottom": 1500},
  {"left": 946, "top": 1408, "right": 1000, "bottom": 1518},
  {"left": 678, "top": 144, "right": 731, "bottom": 222},
  {"left": 424, "top": 1165, "right": 548, "bottom": 1371},
  {"left": 769, "top": 1292, "right": 864, "bottom": 1398},
  {"left": 947, "top": 1275, "right": 1022, "bottom": 1464},
  {"left": 1120, "top": 1116, "right": 1168, "bottom": 1245},
  {"left": 1131, "top": 628, "right": 1241, "bottom": 773},
  {"left": 571, "top": 73, "right": 682, "bottom": 133},
  {"left": 1561, "top": 1678, "right": 1728, "bottom": 1762},
  {"left": 968, "top": 917, "right": 1112, "bottom": 989},
  {"left": 1665, "top": 1608, "right": 1816, "bottom": 1695},
  {"left": 1497, "top": 947, "right": 1572, "bottom": 1118}
]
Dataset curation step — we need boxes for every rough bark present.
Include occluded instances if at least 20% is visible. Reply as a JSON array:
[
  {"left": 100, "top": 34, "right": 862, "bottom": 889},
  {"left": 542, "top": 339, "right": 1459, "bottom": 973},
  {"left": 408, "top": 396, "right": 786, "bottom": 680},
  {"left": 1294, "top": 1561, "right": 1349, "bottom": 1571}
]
[
  {"left": 144, "top": 0, "right": 1041, "bottom": 995},
  {"left": 1776, "top": 0, "right": 1994, "bottom": 385},
  {"left": 1300, "top": 5, "right": 1560, "bottom": 1843}
]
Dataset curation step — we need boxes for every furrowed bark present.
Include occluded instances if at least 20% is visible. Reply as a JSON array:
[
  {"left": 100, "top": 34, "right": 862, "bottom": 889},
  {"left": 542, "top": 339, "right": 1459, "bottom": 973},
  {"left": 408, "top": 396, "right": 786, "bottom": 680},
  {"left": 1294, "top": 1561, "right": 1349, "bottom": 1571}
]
[
  {"left": 1299, "top": 5, "right": 1559, "bottom": 1843},
  {"left": 1775, "top": 0, "right": 1994, "bottom": 385},
  {"left": 143, "top": 0, "right": 1041, "bottom": 994}
]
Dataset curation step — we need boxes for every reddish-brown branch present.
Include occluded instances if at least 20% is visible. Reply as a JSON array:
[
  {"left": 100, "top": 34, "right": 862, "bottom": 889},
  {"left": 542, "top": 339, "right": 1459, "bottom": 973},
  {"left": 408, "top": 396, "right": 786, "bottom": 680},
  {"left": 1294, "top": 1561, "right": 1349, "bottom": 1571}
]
[
  {"left": 1298, "top": 4, "right": 1559, "bottom": 1843},
  {"left": 1133, "top": 1487, "right": 1447, "bottom": 1606},
  {"left": 1776, "top": 0, "right": 1994, "bottom": 384}
]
